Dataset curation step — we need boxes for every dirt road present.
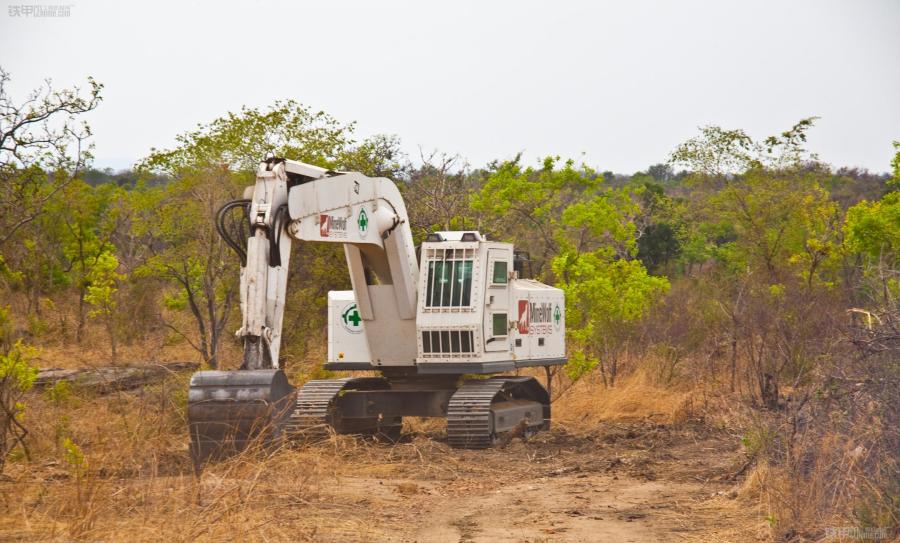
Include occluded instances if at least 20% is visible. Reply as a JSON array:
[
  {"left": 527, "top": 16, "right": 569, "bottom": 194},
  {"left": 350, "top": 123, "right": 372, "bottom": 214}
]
[
  {"left": 284, "top": 421, "right": 761, "bottom": 542},
  {"left": 1, "top": 412, "right": 762, "bottom": 542}
]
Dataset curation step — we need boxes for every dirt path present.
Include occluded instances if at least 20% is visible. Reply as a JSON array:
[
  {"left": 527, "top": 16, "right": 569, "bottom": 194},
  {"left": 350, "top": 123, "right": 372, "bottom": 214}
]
[
  {"left": 1, "top": 416, "right": 761, "bottom": 542},
  {"left": 297, "top": 421, "right": 759, "bottom": 542},
  {"left": 410, "top": 475, "right": 698, "bottom": 542}
]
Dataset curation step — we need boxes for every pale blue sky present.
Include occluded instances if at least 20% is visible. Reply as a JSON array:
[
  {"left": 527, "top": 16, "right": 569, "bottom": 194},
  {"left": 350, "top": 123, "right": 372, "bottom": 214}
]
[{"left": 2, "top": 0, "right": 898, "bottom": 173}]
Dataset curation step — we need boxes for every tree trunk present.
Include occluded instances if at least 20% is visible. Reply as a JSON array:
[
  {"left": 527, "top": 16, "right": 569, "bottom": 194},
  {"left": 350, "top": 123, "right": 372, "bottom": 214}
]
[
  {"left": 76, "top": 286, "right": 86, "bottom": 343},
  {"left": 730, "top": 338, "right": 737, "bottom": 393},
  {"left": 107, "top": 318, "right": 117, "bottom": 363}
]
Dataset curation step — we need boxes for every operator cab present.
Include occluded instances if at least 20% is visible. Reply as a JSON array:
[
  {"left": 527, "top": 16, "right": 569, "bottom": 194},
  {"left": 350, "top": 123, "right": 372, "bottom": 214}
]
[{"left": 413, "top": 230, "right": 564, "bottom": 372}]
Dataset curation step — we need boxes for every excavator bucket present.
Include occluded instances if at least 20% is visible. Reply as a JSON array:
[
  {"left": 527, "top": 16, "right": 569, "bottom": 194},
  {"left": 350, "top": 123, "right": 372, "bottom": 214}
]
[{"left": 187, "top": 369, "right": 294, "bottom": 468}]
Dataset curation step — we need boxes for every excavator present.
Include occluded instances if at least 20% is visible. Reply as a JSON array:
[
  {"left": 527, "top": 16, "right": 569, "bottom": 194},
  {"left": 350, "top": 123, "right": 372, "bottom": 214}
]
[{"left": 188, "top": 157, "right": 566, "bottom": 464}]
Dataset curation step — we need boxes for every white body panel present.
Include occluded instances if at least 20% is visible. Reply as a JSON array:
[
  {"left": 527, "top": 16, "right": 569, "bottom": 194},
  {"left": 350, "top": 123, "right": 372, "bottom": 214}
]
[
  {"left": 509, "top": 280, "right": 566, "bottom": 361},
  {"left": 327, "top": 291, "right": 372, "bottom": 363},
  {"left": 286, "top": 169, "right": 419, "bottom": 365}
]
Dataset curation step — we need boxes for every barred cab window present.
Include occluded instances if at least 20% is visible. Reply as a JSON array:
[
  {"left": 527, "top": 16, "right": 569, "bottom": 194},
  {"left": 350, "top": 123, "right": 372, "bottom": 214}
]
[
  {"left": 426, "top": 260, "right": 473, "bottom": 307},
  {"left": 421, "top": 330, "right": 475, "bottom": 354}
]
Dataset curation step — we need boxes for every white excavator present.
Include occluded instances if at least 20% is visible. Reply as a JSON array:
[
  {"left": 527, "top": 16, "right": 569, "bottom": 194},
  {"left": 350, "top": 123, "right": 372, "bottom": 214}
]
[{"left": 188, "top": 157, "right": 566, "bottom": 463}]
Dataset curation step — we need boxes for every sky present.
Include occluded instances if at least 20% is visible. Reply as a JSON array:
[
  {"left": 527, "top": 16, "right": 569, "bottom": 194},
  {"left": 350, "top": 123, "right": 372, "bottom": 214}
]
[{"left": 2, "top": 0, "right": 898, "bottom": 174}]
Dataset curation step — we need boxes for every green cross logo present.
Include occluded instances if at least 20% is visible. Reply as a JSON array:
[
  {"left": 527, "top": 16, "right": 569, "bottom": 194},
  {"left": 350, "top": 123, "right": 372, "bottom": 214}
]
[
  {"left": 341, "top": 303, "right": 363, "bottom": 333},
  {"left": 553, "top": 305, "right": 562, "bottom": 328},
  {"left": 358, "top": 208, "right": 369, "bottom": 237}
]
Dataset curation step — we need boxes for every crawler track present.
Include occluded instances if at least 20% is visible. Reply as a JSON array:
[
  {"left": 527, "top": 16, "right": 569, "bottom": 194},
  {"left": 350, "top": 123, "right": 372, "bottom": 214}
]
[
  {"left": 447, "top": 377, "right": 549, "bottom": 449},
  {"left": 285, "top": 377, "right": 401, "bottom": 441}
]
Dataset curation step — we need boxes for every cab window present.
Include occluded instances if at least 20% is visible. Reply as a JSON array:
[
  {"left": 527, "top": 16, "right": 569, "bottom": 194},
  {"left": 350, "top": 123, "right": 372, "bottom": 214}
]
[
  {"left": 492, "top": 313, "right": 507, "bottom": 337},
  {"left": 491, "top": 261, "right": 508, "bottom": 285}
]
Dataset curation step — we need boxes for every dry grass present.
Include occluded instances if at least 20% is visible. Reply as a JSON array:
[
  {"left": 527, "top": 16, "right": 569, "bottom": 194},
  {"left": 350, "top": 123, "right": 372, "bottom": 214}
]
[
  {"left": 0, "top": 358, "right": 760, "bottom": 542},
  {"left": 1, "top": 367, "right": 386, "bottom": 542},
  {"left": 553, "top": 367, "right": 694, "bottom": 429},
  {"left": 3, "top": 329, "right": 860, "bottom": 542},
  {"left": 7, "top": 291, "right": 242, "bottom": 370}
]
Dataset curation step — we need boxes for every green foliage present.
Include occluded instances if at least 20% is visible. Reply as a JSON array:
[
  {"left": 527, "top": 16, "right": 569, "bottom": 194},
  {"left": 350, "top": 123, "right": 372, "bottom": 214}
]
[
  {"left": 671, "top": 119, "right": 844, "bottom": 289},
  {"left": 61, "top": 436, "right": 86, "bottom": 475},
  {"left": 472, "top": 156, "right": 602, "bottom": 223},
  {"left": 45, "top": 380, "right": 74, "bottom": 407},
  {"left": 844, "top": 192, "right": 900, "bottom": 262},
  {"left": 0, "top": 305, "right": 39, "bottom": 471},
  {"left": 555, "top": 251, "right": 669, "bottom": 382},
  {"left": 473, "top": 156, "right": 669, "bottom": 385},
  {"left": 472, "top": 156, "right": 611, "bottom": 284},
  {"left": 564, "top": 351, "right": 598, "bottom": 381},
  {"left": 130, "top": 168, "right": 239, "bottom": 367},
  {"left": 0, "top": 306, "right": 38, "bottom": 394},
  {"left": 843, "top": 148, "right": 900, "bottom": 304},
  {"left": 138, "top": 100, "right": 404, "bottom": 179},
  {"left": 139, "top": 100, "right": 354, "bottom": 174},
  {"left": 671, "top": 117, "right": 819, "bottom": 176},
  {"left": 0, "top": 340, "right": 38, "bottom": 395},
  {"left": 890, "top": 141, "right": 900, "bottom": 190},
  {"left": 85, "top": 251, "right": 124, "bottom": 319},
  {"left": 163, "top": 289, "right": 189, "bottom": 311}
]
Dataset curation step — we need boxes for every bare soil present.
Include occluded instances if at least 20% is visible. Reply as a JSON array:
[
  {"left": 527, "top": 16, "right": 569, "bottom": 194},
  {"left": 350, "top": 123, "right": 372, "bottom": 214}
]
[{"left": 245, "top": 421, "right": 761, "bottom": 542}]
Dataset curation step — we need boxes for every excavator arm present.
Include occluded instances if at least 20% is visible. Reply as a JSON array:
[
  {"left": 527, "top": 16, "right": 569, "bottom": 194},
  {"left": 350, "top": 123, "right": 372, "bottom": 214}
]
[
  {"left": 189, "top": 157, "right": 420, "bottom": 464},
  {"left": 234, "top": 157, "right": 419, "bottom": 369}
]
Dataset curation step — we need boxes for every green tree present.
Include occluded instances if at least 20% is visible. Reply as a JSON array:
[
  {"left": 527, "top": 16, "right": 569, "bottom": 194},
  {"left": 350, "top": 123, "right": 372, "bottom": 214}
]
[
  {"left": 553, "top": 192, "right": 670, "bottom": 386},
  {"left": 52, "top": 180, "right": 122, "bottom": 342},
  {"left": 634, "top": 179, "right": 684, "bottom": 274},
  {"left": 844, "top": 143, "right": 900, "bottom": 262},
  {"left": 843, "top": 142, "right": 900, "bottom": 308},
  {"left": 84, "top": 250, "right": 124, "bottom": 361},
  {"left": 471, "top": 156, "right": 602, "bottom": 279},
  {"left": 137, "top": 102, "right": 402, "bottom": 369},
  {"left": 141, "top": 100, "right": 355, "bottom": 175},
  {"left": 474, "top": 157, "right": 667, "bottom": 387},
  {"left": 0, "top": 305, "right": 38, "bottom": 473},
  {"left": 671, "top": 119, "right": 844, "bottom": 402},
  {"left": 132, "top": 166, "right": 240, "bottom": 369}
]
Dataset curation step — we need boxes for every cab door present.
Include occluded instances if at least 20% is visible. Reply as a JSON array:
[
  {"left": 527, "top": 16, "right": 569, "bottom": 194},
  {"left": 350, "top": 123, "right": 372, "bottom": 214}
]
[{"left": 483, "top": 249, "right": 511, "bottom": 352}]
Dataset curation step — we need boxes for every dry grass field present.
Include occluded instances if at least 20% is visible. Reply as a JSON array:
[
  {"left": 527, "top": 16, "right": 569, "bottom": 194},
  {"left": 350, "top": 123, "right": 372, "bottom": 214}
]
[{"left": 0, "top": 358, "right": 772, "bottom": 543}]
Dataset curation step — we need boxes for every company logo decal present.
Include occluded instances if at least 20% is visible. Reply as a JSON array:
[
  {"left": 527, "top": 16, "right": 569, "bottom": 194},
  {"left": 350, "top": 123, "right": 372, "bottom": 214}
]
[
  {"left": 341, "top": 303, "right": 363, "bottom": 334},
  {"left": 517, "top": 300, "right": 555, "bottom": 335},
  {"left": 319, "top": 214, "right": 348, "bottom": 238},
  {"left": 518, "top": 300, "right": 530, "bottom": 334},
  {"left": 358, "top": 208, "right": 369, "bottom": 238}
]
